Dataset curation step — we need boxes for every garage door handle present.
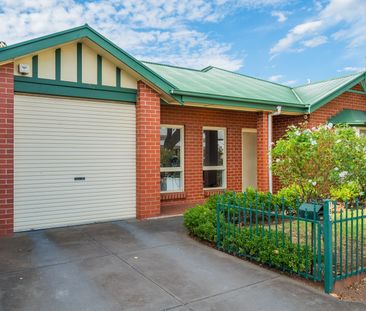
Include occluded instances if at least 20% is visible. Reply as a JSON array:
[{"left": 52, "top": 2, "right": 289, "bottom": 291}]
[{"left": 74, "top": 177, "right": 86, "bottom": 181}]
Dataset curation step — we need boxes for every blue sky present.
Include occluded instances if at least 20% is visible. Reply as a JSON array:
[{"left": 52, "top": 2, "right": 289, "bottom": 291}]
[{"left": 0, "top": 0, "right": 365, "bottom": 86}]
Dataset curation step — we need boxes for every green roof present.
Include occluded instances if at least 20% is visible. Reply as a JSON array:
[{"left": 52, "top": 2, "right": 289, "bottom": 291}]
[
  {"left": 1, "top": 25, "right": 365, "bottom": 113},
  {"left": 144, "top": 61, "right": 366, "bottom": 113},
  {"left": 329, "top": 109, "right": 366, "bottom": 125},
  {"left": 143, "top": 62, "right": 300, "bottom": 107}
]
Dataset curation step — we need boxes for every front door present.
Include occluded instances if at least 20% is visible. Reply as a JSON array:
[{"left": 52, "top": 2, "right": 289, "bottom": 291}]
[{"left": 242, "top": 129, "right": 257, "bottom": 191}]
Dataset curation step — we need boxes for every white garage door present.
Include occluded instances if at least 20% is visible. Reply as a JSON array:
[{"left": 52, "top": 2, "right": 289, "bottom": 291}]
[{"left": 14, "top": 95, "right": 136, "bottom": 232}]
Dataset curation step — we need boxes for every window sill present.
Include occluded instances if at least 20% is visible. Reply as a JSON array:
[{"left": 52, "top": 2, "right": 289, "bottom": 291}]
[
  {"left": 161, "top": 192, "right": 186, "bottom": 201},
  {"left": 204, "top": 189, "right": 226, "bottom": 197}
]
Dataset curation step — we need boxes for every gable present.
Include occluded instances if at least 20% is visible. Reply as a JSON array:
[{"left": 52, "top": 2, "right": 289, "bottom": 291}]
[
  {"left": 0, "top": 25, "right": 180, "bottom": 104},
  {"left": 14, "top": 40, "right": 137, "bottom": 89}
]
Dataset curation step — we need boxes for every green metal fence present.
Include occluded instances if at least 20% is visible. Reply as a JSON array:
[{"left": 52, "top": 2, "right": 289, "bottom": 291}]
[
  {"left": 332, "top": 199, "right": 366, "bottom": 282},
  {"left": 215, "top": 193, "right": 366, "bottom": 293}
]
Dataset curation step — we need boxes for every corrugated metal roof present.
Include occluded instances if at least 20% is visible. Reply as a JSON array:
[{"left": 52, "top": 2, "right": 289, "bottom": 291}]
[
  {"left": 329, "top": 109, "right": 366, "bottom": 125},
  {"left": 293, "top": 72, "right": 365, "bottom": 107},
  {"left": 144, "top": 61, "right": 366, "bottom": 112},
  {"left": 144, "top": 62, "right": 300, "bottom": 106}
]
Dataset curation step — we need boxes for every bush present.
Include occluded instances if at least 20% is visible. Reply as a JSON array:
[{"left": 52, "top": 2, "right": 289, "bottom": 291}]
[
  {"left": 184, "top": 194, "right": 312, "bottom": 274},
  {"left": 330, "top": 182, "right": 363, "bottom": 203},
  {"left": 272, "top": 123, "right": 366, "bottom": 202},
  {"left": 222, "top": 227, "right": 311, "bottom": 273},
  {"left": 183, "top": 205, "right": 217, "bottom": 242}
]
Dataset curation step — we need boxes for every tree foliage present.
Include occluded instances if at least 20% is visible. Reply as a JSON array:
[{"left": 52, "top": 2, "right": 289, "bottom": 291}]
[{"left": 272, "top": 123, "right": 366, "bottom": 202}]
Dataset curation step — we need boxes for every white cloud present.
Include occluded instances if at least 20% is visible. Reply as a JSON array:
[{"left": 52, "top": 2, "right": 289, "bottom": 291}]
[
  {"left": 270, "top": 0, "right": 366, "bottom": 56},
  {"left": 283, "top": 80, "right": 297, "bottom": 86},
  {"left": 271, "top": 11, "right": 287, "bottom": 23},
  {"left": 0, "top": 0, "right": 287, "bottom": 71},
  {"left": 268, "top": 74, "right": 283, "bottom": 82},
  {"left": 302, "top": 35, "right": 327, "bottom": 47},
  {"left": 337, "top": 66, "right": 364, "bottom": 73}
]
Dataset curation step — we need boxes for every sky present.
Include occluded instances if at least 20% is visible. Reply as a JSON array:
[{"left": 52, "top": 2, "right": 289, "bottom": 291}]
[{"left": 0, "top": 0, "right": 365, "bottom": 86}]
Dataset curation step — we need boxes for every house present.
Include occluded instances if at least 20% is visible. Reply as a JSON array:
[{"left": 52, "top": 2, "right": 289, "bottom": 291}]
[{"left": 0, "top": 25, "right": 365, "bottom": 236}]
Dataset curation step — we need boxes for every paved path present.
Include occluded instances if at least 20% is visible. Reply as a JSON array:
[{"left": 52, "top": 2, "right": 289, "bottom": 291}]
[{"left": 0, "top": 217, "right": 364, "bottom": 311}]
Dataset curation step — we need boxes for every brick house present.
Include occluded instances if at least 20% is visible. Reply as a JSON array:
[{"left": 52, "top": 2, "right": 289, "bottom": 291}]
[{"left": 1, "top": 25, "right": 365, "bottom": 236}]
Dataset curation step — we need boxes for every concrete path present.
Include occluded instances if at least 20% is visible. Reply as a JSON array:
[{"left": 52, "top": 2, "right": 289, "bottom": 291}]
[{"left": 0, "top": 217, "right": 364, "bottom": 311}]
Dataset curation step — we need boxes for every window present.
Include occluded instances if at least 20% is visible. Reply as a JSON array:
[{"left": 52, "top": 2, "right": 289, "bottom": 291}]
[
  {"left": 203, "top": 127, "right": 226, "bottom": 189},
  {"left": 160, "top": 125, "right": 184, "bottom": 192}
]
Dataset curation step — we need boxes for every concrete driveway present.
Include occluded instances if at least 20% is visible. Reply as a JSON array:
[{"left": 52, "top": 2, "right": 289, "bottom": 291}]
[{"left": 0, "top": 217, "right": 364, "bottom": 311}]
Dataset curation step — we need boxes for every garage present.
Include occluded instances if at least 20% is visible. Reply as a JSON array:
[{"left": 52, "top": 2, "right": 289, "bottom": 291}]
[{"left": 14, "top": 95, "right": 136, "bottom": 231}]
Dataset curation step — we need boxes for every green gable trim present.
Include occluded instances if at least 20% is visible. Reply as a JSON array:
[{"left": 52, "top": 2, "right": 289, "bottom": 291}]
[
  {"left": 32, "top": 55, "right": 38, "bottom": 78},
  {"left": 77, "top": 42, "right": 82, "bottom": 83},
  {"left": 348, "top": 89, "right": 366, "bottom": 95},
  {"left": 308, "top": 72, "right": 366, "bottom": 113},
  {"left": 97, "top": 55, "right": 102, "bottom": 86},
  {"left": 329, "top": 109, "right": 366, "bottom": 126},
  {"left": 116, "top": 67, "right": 121, "bottom": 88},
  {"left": 14, "top": 76, "right": 136, "bottom": 103},
  {"left": 0, "top": 24, "right": 181, "bottom": 103},
  {"left": 55, "top": 48, "right": 61, "bottom": 81}
]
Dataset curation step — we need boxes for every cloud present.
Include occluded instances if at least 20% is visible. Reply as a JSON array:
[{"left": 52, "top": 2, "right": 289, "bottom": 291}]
[
  {"left": 271, "top": 11, "right": 287, "bottom": 22},
  {"left": 302, "top": 35, "right": 327, "bottom": 47},
  {"left": 270, "top": 0, "right": 366, "bottom": 56},
  {"left": 337, "top": 66, "right": 364, "bottom": 73},
  {"left": 268, "top": 74, "right": 283, "bottom": 82},
  {"left": 283, "top": 80, "right": 297, "bottom": 86},
  {"left": 0, "top": 0, "right": 287, "bottom": 71}
]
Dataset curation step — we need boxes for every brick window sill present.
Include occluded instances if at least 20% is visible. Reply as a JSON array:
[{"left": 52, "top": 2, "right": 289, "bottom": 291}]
[
  {"left": 161, "top": 192, "right": 186, "bottom": 201},
  {"left": 204, "top": 189, "right": 226, "bottom": 197}
]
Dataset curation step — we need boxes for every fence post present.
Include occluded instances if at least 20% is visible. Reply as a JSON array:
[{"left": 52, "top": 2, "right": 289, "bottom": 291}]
[
  {"left": 323, "top": 199, "right": 333, "bottom": 293},
  {"left": 216, "top": 196, "right": 221, "bottom": 248}
]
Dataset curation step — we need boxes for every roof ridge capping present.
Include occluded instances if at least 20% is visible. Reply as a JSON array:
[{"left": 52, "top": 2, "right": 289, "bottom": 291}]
[{"left": 294, "top": 70, "right": 366, "bottom": 88}]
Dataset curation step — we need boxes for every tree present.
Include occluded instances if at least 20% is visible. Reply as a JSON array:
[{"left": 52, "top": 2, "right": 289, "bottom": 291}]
[{"left": 272, "top": 123, "right": 366, "bottom": 202}]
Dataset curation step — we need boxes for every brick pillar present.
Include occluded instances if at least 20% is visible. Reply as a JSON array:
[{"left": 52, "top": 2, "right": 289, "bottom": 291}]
[
  {"left": 0, "top": 63, "right": 14, "bottom": 236},
  {"left": 136, "top": 81, "right": 161, "bottom": 219},
  {"left": 257, "top": 111, "right": 269, "bottom": 192}
]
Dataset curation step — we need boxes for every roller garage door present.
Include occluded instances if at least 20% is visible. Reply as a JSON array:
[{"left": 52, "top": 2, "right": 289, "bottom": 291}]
[{"left": 14, "top": 95, "right": 136, "bottom": 231}]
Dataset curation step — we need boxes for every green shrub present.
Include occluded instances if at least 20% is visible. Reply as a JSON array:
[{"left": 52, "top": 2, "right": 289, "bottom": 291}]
[
  {"left": 184, "top": 189, "right": 313, "bottom": 275},
  {"left": 221, "top": 228, "right": 311, "bottom": 273},
  {"left": 330, "top": 182, "right": 363, "bottom": 202},
  {"left": 183, "top": 205, "right": 217, "bottom": 242}
]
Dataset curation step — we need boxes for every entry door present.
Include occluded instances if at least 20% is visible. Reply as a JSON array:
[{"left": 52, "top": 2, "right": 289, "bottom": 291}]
[{"left": 242, "top": 130, "right": 257, "bottom": 191}]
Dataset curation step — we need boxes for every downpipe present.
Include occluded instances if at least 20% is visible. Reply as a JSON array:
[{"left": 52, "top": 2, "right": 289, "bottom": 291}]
[{"left": 268, "top": 106, "right": 282, "bottom": 193}]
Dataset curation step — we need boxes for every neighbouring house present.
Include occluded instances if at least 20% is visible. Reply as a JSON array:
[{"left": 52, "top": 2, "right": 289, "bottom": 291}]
[{"left": 0, "top": 25, "right": 365, "bottom": 236}]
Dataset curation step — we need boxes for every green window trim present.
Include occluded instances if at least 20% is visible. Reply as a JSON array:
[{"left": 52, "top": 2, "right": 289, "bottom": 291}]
[{"left": 14, "top": 76, "right": 137, "bottom": 103}]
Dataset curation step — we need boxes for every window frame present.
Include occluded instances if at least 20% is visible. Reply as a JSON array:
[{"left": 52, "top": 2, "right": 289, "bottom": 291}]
[
  {"left": 202, "top": 126, "right": 227, "bottom": 190},
  {"left": 355, "top": 126, "right": 366, "bottom": 136},
  {"left": 160, "top": 124, "right": 185, "bottom": 193}
]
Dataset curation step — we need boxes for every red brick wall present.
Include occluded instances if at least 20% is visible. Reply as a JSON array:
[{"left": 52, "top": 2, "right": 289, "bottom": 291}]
[
  {"left": 256, "top": 112, "right": 269, "bottom": 192},
  {"left": 0, "top": 63, "right": 14, "bottom": 236},
  {"left": 272, "top": 86, "right": 366, "bottom": 192},
  {"left": 136, "top": 81, "right": 161, "bottom": 218},
  {"left": 307, "top": 87, "right": 366, "bottom": 127},
  {"left": 160, "top": 105, "right": 258, "bottom": 208}
]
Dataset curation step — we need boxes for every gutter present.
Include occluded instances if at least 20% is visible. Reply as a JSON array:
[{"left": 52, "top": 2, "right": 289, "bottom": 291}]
[
  {"left": 268, "top": 106, "right": 282, "bottom": 193},
  {"left": 170, "top": 89, "right": 304, "bottom": 109}
]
